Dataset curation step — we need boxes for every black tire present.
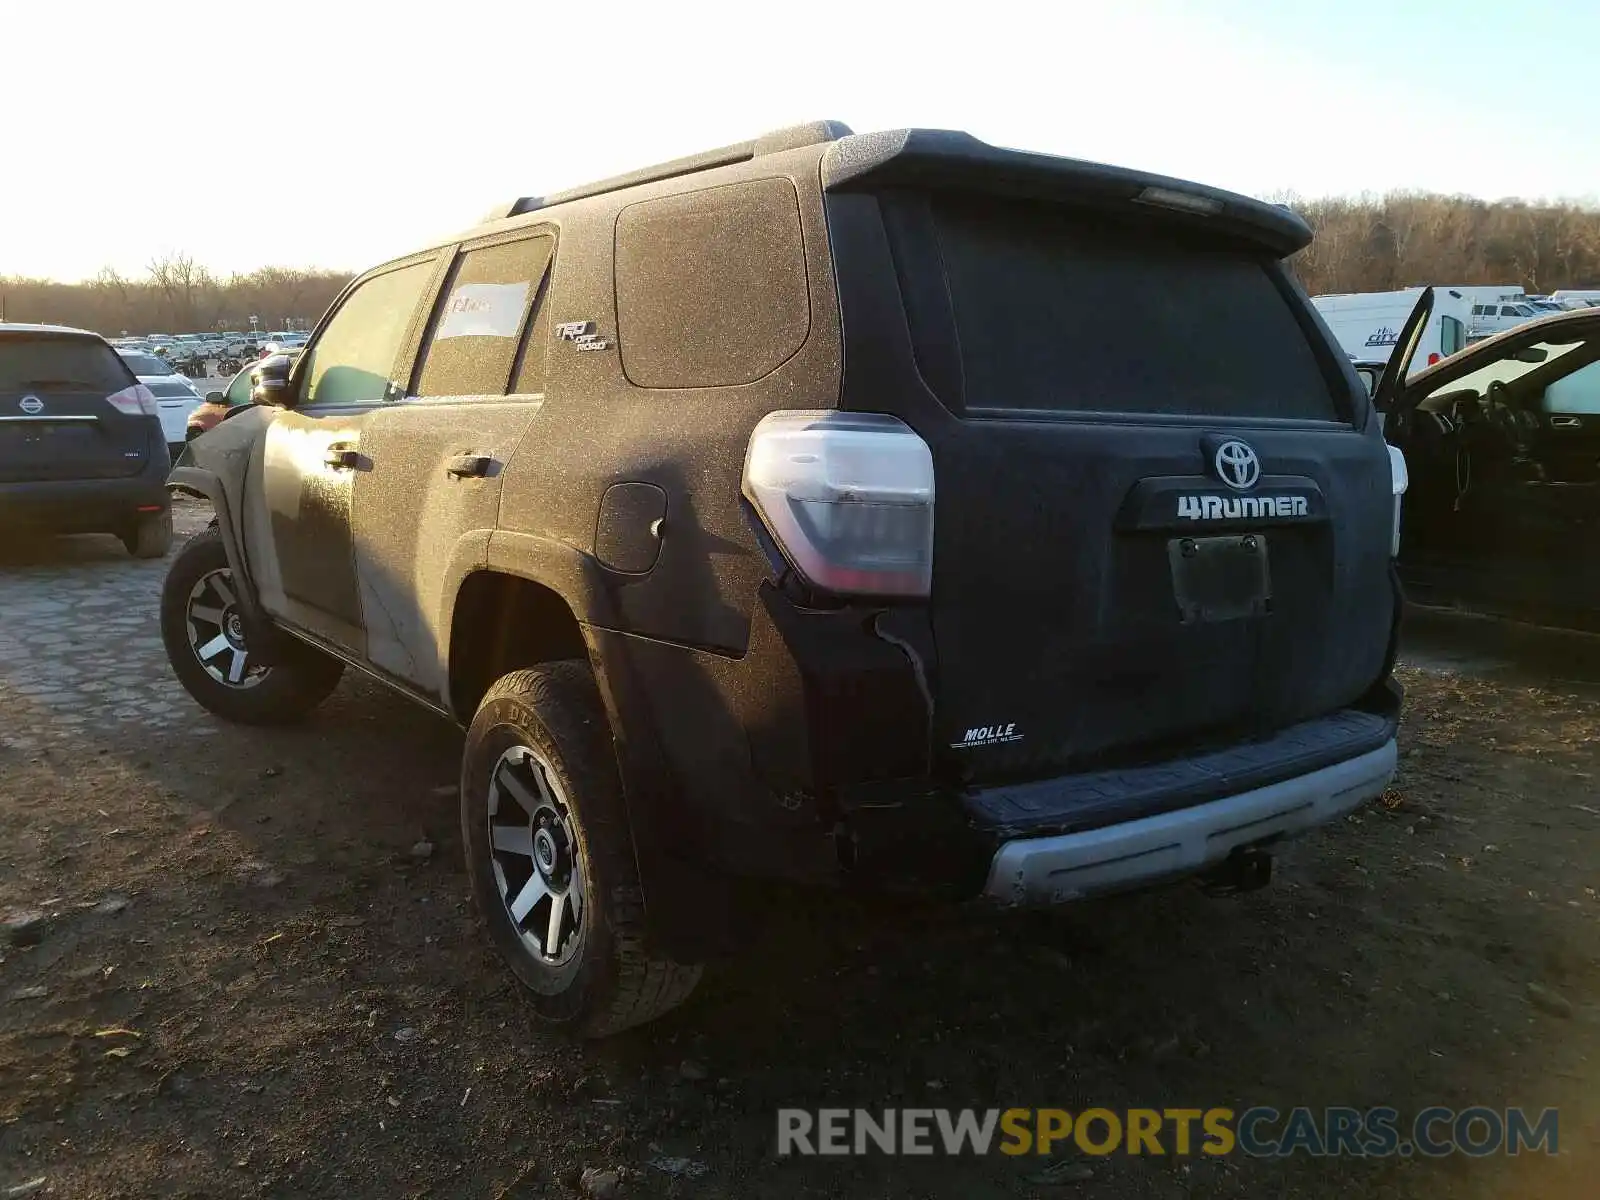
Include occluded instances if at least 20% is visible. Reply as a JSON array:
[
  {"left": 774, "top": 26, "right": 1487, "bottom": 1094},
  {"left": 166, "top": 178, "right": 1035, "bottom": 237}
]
[
  {"left": 124, "top": 509, "right": 173, "bottom": 559},
  {"left": 160, "top": 525, "right": 344, "bottom": 724},
  {"left": 461, "top": 662, "right": 702, "bottom": 1037}
]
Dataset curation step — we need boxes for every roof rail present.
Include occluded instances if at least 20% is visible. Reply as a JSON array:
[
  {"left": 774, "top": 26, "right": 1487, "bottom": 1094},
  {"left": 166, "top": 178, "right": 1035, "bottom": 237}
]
[{"left": 482, "top": 120, "right": 852, "bottom": 222}]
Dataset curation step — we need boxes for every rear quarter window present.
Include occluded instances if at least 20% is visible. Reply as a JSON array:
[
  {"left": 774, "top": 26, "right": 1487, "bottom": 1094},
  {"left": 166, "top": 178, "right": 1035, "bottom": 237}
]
[
  {"left": 614, "top": 178, "right": 810, "bottom": 389},
  {"left": 916, "top": 195, "right": 1340, "bottom": 420},
  {"left": 0, "top": 335, "right": 135, "bottom": 392}
]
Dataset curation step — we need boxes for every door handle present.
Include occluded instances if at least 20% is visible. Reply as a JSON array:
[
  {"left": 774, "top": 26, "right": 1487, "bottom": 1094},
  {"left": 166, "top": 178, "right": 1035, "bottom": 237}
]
[
  {"left": 1550, "top": 416, "right": 1583, "bottom": 429},
  {"left": 324, "top": 448, "right": 360, "bottom": 470},
  {"left": 446, "top": 453, "right": 493, "bottom": 479}
]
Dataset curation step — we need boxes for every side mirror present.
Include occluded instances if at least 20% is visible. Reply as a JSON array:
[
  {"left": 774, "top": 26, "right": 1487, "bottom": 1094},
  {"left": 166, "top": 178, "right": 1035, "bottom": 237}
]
[
  {"left": 1512, "top": 347, "right": 1549, "bottom": 364},
  {"left": 250, "top": 355, "right": 294, "bottom": 407},
  {"left": 204, "top": 390, "right": 225, "bottom": 405}
]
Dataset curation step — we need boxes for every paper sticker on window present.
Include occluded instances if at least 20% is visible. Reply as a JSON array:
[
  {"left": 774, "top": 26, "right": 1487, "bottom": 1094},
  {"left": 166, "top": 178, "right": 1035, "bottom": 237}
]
[{"left": 434, "top": 281, "right": 530, "bottom": 340}]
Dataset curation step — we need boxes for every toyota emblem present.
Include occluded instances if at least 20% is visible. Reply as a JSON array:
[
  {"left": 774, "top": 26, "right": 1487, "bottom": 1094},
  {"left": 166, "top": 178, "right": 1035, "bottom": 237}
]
[
  {"left": 1213, "top": 439, "right": 1261, "bottom": 491},
  {"left": 18, "top": 395, "right": 44, "bottom": 415}
]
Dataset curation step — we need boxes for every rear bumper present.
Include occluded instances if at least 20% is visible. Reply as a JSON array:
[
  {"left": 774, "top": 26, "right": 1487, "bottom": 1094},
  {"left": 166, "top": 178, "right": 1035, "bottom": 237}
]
[
  {"left": 982, "top": 738, "right": 1397, "bottom": 905},
  {"left": 0, "top": 470, "right": 170, "bottom": 533}
]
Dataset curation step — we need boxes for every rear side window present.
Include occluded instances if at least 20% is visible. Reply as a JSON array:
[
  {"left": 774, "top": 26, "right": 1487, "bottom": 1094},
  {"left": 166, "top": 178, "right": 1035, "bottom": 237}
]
[
  {"left": 614, "top": 178, "right": 810, "bottom": 389},
  {"left": 0, "top": 335, "right": 134, "bottom": 392},
  {"left": 911, "top": 195, "right": 1339, "bottom": 420},
  {"left": 414, "top": 234, "right": 554, "bottom": 398}
]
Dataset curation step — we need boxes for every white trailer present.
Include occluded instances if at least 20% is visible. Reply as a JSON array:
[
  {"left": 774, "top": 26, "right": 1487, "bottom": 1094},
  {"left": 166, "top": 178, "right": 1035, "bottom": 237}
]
[
  {"left": 1311, "top": 287, "right": 1472, "bottom": 376},
  {"left": 1552, "top": 289, "right": 1600, "bottom": 309}
]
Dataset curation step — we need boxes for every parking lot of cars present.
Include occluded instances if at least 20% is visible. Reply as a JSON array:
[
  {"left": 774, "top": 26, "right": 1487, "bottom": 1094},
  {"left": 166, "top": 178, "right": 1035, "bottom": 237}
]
[{"left": 0, "top": 499, "right": 1594, "bottom": 1197}]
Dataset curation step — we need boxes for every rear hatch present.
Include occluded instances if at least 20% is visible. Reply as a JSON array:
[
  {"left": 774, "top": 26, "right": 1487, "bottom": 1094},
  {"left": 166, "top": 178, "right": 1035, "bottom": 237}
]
[
  {"left": 0, "top": 332, "right": 152, "bottom": 482},
  {"left": 824, "top": 138, "right": 1396, "bottom": 786}
]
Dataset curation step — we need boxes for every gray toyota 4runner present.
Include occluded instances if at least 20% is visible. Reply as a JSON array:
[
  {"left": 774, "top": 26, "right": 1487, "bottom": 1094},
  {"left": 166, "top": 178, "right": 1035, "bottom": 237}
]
[{"left": 162, "top": 122, "right": 1406, "bottom": 1036}]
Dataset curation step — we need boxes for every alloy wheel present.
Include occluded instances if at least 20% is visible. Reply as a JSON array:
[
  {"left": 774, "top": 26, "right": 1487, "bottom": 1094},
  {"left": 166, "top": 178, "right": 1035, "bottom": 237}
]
[
  {"left": 185, "top": 568, "right": 268, "bottom": 689},
  {"left": 486, "top": 745, "right": 585, "bottom": 965}
]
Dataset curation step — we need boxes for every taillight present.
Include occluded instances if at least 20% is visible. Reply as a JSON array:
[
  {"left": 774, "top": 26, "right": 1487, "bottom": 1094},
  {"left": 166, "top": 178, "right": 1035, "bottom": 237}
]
[
  {"left": 1427, "top": 352, "right": 1441, "bottom": 366},
  {"left": 1388, "top": 443, "right": 1408, "bottom": 557},
  {"left": 106, "top": 383, "right": 158, "bottom": 417},
  {"left": 742, "top": 410, "right": 935, "bottom": 599}
]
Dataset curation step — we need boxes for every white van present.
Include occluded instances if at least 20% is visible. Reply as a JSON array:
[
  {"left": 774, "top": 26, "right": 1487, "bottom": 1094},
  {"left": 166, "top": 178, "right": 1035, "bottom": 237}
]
[
  {"left": 1467, "top": 297, "right": 1542, "bottom": 337},
  {"left": 1311, "top": 287, "right": 1471, "bottom": 376}
]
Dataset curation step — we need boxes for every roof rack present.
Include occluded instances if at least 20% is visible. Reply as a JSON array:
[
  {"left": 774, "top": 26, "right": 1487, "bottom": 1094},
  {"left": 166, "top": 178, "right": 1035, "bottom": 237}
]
[{"left": 480, "top": 120, "right": 852, "bottom": 222}]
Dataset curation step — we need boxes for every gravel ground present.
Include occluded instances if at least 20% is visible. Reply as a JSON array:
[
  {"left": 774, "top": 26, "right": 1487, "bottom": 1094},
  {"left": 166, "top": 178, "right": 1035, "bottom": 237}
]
[{"left": 0, "top": 503, "right": 1595, "bottom": 1198}]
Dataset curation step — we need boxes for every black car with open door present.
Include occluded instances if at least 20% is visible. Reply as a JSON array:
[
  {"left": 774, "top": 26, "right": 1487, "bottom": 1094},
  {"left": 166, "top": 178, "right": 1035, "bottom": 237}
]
[{"left": 1379, "top": 300, "right": 1600, "bottom": 629}]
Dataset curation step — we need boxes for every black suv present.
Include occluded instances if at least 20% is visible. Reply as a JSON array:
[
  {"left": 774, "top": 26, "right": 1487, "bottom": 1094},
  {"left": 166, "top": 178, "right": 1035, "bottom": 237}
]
[
  {"left": 1, "top": 324, "right": 174, "bottom": 557},
  {"left": 162, "top": 123, "right": 1404, "bottom": 1035}
]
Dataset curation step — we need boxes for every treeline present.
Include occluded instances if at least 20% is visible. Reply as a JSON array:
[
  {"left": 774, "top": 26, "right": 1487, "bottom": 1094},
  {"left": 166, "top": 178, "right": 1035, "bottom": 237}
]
[
  {"left": 0, "top": 255, "right": 355, "bottom": 335},
  {"left": 5, "top": 193, "right": 1599, "bottom": 332},
  {"left": 1284, "top": 192, "right": 1600, "bottom": 297}
]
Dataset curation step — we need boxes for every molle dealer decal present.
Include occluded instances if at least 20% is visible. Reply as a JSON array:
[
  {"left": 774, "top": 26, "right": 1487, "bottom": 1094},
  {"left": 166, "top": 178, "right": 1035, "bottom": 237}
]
[{"left": 951, "top": 723, "right": 1025, "bottom": 750}]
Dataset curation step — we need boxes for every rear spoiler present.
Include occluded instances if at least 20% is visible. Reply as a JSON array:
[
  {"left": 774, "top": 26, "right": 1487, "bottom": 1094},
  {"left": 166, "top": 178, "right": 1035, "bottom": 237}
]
[{"left": 820, "top": 129, "right": 1311, "bottom": 259}]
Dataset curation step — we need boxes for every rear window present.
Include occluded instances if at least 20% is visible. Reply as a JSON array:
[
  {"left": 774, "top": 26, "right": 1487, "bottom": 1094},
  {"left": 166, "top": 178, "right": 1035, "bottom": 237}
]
[
  {"left": 908, "top": 195, "right": 1339, "bottom": 420},
  {"left": 119, "top": 352, "right": 172, "bottom": 376},
  {"left": 0, "top": 335, "right": 135, "bottom": 392}
]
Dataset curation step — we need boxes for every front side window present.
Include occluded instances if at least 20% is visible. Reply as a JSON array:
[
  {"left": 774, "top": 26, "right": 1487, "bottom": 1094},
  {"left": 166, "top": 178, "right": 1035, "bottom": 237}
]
[
  {"left": 300, "top": 260, "right": 435, "bottom": 406},
  {"left": 1543, "top": 358, "right": 1600, "bottom": 415},
  {"left": 413, "top": 234, "right": 553, "bottom": 398},
  {"left": 225, "top": 368, "right": 254, "bottom": 406}
]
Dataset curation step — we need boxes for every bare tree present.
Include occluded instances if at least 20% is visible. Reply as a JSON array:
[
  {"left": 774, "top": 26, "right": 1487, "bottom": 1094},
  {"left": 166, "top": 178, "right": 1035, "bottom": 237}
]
[{"left": 146, "top": 252, "right": 218, "bottom": 330}]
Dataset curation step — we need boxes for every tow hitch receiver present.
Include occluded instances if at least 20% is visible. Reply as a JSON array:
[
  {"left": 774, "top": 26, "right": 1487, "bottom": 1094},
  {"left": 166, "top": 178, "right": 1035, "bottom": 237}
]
[{"left": 1199, "top": 847, "right": 1274, "bottom": 896}]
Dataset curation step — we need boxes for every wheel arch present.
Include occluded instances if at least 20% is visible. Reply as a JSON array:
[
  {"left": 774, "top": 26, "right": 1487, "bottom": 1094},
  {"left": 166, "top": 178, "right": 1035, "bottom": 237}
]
[
  {"left": 166, "top": 409, "right": 274, "bottom": 625},
  {"left": 443, "top": 531, "right": 619, "bottom": 722},
  {"left": 446, "top": 534, "right": 738, "bottom": 962}
]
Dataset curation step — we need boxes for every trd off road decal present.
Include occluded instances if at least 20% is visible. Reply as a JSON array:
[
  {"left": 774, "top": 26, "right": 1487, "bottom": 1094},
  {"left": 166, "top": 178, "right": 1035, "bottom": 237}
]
[
  {"left": 950, "top": 723, "right": 1025, "bottom": 750},
  {"left": 555, "top": 320, "right": 611, "bottom": 352}
]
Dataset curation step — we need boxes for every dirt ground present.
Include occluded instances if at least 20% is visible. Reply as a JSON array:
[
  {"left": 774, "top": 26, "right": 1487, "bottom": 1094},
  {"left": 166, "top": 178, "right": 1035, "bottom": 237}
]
[{"left": 1, "top": 508, "right": 1595, "bottom": 1198}]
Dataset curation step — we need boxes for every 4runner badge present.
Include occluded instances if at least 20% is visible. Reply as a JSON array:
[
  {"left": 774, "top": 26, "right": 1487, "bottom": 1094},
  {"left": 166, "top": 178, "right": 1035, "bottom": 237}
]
[
  {"left": 1177, "top": 494, "right": 1309, "bottom": 521},
  {"left": 555, "top": 320, "right": 611, "bottom": 352},
  {"left": 951, "top": 723, "right": 1024, "bottom": 750}
]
